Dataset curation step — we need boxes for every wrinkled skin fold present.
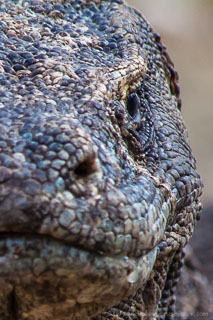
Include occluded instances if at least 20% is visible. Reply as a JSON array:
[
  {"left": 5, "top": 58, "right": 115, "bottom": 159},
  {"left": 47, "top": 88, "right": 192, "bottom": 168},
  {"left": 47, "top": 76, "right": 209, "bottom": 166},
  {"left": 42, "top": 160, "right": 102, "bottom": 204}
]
[{"left": 0, "top": 0, "right": 202, "bottom": 319}]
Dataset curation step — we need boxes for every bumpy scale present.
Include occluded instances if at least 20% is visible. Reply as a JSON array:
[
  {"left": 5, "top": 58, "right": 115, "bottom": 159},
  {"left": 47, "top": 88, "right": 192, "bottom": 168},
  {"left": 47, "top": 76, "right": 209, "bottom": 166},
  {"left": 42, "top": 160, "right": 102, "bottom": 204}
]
[{"left": 0, "top": 1, "right": 202, "bottom": 320}]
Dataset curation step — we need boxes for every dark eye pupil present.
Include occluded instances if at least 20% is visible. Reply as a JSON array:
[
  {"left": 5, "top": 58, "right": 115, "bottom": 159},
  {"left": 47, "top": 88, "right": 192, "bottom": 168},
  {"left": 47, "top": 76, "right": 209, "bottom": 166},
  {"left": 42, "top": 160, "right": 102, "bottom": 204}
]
[{"left": 127, "top": 93, "right": 139, "bottom": 118}]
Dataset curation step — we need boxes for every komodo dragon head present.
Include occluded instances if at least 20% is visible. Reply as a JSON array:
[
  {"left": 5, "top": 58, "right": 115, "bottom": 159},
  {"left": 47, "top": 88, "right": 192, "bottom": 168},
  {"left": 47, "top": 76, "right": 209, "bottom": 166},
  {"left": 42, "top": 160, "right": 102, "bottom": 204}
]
[{"left": 0, "top": 0, "right": 202, "bottom": 319}]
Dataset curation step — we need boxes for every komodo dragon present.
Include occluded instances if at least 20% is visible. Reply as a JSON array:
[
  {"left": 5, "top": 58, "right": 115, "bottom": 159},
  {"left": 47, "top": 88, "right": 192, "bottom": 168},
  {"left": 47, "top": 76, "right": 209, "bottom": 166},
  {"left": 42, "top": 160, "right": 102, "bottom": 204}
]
[{"left": 0, "top": 0, "right": 203, "bottom": 319}]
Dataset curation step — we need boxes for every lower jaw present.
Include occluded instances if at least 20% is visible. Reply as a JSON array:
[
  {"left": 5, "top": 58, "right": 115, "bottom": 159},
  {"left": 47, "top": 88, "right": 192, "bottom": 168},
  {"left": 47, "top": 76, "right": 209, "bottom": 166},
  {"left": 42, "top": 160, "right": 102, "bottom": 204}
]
[{"left": 0, "top": 235, "right": 157, "bottom": 320}]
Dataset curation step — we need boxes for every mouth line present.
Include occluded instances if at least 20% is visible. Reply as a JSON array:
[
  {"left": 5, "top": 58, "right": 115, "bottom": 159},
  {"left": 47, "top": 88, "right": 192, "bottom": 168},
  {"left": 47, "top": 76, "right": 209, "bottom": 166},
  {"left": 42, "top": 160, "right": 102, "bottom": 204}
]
[
  {"left": 0, "top": 231, "right": 158, "bottom": 259},
  {"left": 0, "top": 231, "right": 100, "bottom": 256},
  {"left": 0, "top": 232, "right": 158, "bottom": 294},
  {"left": 0, "top": 232, "right": 157, "bottom": 277}
]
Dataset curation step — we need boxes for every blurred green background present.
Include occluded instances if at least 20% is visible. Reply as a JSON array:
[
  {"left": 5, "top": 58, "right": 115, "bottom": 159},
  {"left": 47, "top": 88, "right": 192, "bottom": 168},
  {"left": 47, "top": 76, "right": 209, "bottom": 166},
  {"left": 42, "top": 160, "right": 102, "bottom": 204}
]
[{"left": 128, "top": 0, "right": 213, "bottom": 281}]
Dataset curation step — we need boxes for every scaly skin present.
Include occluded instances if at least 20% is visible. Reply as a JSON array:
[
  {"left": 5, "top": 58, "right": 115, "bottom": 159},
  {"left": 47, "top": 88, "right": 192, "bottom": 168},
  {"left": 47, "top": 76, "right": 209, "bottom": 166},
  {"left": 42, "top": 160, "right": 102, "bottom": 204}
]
[{"left": 0, "top": 1, "right": 202, "bottom": 319}]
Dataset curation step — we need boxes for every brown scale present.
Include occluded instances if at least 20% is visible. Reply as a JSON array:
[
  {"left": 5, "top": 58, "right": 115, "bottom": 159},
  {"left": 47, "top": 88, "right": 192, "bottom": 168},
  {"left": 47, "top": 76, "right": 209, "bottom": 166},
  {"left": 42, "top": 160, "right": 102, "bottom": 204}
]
[
  {"left": 153, "top": 32, "right": 182, "bottom": 111},
  {"left": 158, "top": 250, "right": 185, "bottom": 319}
]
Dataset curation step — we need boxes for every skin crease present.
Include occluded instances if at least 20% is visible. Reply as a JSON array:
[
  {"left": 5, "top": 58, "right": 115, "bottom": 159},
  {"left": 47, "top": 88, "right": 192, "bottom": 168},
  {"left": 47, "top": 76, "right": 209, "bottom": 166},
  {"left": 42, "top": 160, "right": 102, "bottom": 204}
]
[{"left": 0, "top": 0, "right": 202, "bottom": 319}]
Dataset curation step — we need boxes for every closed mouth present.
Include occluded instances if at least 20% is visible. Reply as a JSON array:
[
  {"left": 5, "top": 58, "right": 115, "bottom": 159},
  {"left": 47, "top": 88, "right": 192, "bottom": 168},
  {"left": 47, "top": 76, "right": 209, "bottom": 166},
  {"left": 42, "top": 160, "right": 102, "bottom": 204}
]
[
  {"left": 0, "top": 232, "right": 158, "bottom": 301},
  {"left": 0, "top": 233, "right": 157, "bottom": 319},
  {"left": 0, "top": 232, "right": 110, "bottom": 274},
  {"left": 0, "top": 232, "right": 157, "bottom": 280}
]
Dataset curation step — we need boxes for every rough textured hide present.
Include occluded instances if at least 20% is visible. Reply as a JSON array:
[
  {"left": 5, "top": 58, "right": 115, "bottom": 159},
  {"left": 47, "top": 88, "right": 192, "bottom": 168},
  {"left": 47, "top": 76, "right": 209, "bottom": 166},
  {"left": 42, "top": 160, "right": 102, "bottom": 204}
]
[{"left": 0, "top": 1, "right": 203, "bottom": 319}]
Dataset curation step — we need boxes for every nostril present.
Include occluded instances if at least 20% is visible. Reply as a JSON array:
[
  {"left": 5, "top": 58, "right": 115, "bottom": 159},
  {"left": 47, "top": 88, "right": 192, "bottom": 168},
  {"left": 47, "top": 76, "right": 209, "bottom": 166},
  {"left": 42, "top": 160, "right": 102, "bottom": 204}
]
[{"left": 74, "top": 156, "right": 98, "bottom": 178}]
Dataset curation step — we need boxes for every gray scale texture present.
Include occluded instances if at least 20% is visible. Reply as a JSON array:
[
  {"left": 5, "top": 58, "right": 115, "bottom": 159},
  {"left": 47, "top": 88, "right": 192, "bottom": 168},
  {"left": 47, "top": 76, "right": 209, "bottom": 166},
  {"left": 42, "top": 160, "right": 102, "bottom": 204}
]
[{"left": 0, "top": 0, "right": 202, "bottom": 319}]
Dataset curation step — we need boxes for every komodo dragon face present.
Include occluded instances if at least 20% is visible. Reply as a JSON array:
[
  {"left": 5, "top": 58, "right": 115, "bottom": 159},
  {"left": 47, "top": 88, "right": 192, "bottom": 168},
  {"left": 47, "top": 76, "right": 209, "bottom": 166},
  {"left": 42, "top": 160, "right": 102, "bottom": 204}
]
[{"left": 0, "top": 0, "right": 202, "bottom": 319}]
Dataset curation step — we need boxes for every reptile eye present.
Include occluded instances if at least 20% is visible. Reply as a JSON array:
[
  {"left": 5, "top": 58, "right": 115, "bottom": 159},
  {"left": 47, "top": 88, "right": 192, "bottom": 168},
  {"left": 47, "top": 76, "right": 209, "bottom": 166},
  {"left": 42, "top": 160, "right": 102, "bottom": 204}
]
[
  {"left": 127, "top": 93, "right": 141, "bottom": 127},
  {"left": 127, "top": 93, "right": 139, "bottom": 117}
]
